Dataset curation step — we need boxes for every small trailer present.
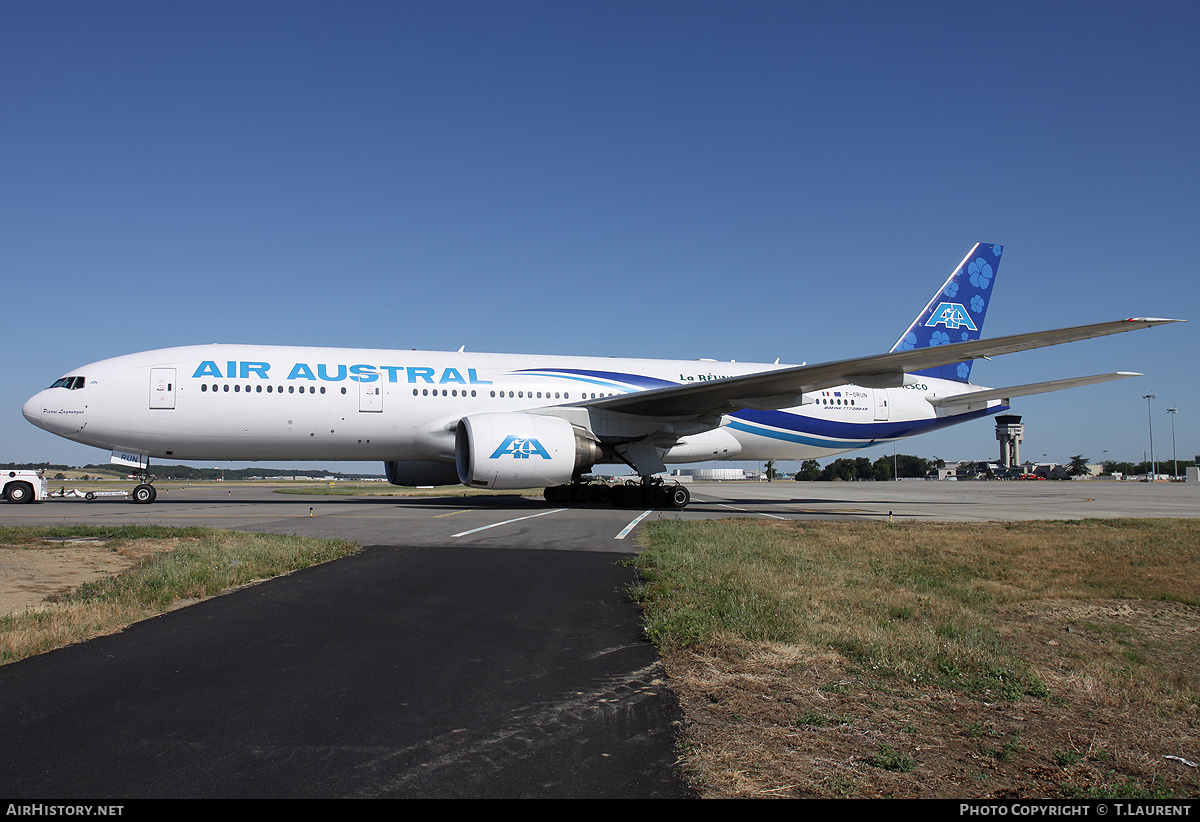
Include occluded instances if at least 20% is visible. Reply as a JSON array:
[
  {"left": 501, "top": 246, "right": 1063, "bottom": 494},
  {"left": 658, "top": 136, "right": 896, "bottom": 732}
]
[{"left": 45, "top": 484, "right": 158, "bottom": 503}]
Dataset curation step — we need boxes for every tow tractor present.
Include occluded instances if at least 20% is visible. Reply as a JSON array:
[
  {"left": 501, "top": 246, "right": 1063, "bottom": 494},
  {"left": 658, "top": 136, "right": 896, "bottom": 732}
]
[
  {"left": 4, "top": 449, "right": 160, "bottom": 504},
  {"left": 2, "top": 469, "right": 48, "bottom": 504},
  {"left": 2, "top": 469, "right": 158, "bottom": 504}
]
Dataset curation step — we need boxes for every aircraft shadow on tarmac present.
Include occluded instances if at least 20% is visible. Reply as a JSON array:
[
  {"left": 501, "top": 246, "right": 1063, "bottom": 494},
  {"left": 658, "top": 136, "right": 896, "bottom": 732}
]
[{"left": 115, "top": 490, "right": 943, "bottom": 514}]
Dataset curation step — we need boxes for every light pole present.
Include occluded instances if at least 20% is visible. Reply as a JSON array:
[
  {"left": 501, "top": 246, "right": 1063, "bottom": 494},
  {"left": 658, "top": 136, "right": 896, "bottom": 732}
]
[
  {"left": 1167, "top": 408, "right": 1178, "bottom": 478},
  {"left": 1143, "top": 394, "right": 1156, "bottom": 477}
]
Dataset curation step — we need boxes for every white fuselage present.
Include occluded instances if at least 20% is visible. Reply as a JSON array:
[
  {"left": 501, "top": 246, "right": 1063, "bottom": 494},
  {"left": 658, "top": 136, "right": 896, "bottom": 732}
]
[{"left": 22, "top": 343, "right": 1000, "bottom": 469}]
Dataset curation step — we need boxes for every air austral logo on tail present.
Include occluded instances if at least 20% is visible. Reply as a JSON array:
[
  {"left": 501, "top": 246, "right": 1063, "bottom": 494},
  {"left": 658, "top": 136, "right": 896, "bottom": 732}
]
[
  {"left": 489, "top": 436, "right": 551, "bottom": 460},
  {"left": 925, "top": 302, "right": 978, "bottom": 331}
]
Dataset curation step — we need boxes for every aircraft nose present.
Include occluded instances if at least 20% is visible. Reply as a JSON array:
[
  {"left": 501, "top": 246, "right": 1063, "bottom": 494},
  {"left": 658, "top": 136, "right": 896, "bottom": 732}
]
[{"left": 22, "top": 391, "right": 45, "bottom": 430}]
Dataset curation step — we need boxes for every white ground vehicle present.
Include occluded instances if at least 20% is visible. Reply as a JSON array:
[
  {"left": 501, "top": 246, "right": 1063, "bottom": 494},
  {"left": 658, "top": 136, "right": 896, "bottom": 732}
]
[
  {"left": 2, "top": 468, "right": 158, "bottom": 504},
  {"left": 2, "top": 469, "right": 48, "bottom": 504}
]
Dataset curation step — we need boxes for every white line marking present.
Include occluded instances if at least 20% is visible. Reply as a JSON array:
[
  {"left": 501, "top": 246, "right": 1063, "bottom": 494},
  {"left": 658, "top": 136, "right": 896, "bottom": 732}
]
[
  {"left": 615, "top": 509, "right": 653, "bottom": 540},
  {"left": 716, "top": 503, "right": 789, "bottom": 521},
  {"left": 451, "top": 508, "right": 568, "bottom": 537}
]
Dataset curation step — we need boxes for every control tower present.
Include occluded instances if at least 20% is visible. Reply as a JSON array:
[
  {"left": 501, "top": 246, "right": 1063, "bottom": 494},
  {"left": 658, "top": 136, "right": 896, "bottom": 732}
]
[{"left": 995, "top": 414, "right": 1024, "bottom": 469}]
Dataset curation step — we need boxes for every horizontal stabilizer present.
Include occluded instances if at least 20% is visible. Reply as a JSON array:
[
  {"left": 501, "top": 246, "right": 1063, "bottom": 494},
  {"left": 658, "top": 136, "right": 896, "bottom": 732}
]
[{"left": 928, "top": 372, "right": 1142, "bottom": 407}]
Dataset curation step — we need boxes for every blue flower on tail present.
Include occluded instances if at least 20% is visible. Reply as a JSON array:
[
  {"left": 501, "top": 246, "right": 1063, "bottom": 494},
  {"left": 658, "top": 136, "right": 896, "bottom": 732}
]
[{"left": 968, "top": 258, "right": 993, "bottom": 289}]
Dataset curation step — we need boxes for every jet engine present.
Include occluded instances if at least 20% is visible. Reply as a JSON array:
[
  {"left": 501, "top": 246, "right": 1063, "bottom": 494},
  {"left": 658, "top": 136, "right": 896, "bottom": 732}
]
[
  {"left": 384, "top": 459, "right": 462, "bottom": 487},
  {"left": 455, "top": 412, "right": 603, "bottom": 490}
]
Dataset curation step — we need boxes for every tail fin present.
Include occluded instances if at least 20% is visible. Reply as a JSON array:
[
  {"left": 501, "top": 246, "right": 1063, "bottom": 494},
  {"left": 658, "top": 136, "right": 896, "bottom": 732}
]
[{"left": 888, "top": 242, "right": 1004, "bottom": 383}]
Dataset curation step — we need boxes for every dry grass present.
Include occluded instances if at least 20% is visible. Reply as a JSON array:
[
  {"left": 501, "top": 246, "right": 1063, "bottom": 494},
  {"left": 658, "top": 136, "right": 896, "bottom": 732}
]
[
  {"left": 631, "top": 518, "right": 1200, "bottom": 798},
  {"left": 0, "top": 526, "right": 358, "bottom": 664}
]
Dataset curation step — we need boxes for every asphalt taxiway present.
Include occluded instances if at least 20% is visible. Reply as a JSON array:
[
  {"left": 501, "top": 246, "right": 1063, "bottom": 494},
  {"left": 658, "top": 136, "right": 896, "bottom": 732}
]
[
  {"left": 4, "top": 478, "right": 1197, "bottom": 543},
  {"left": 0, "top": 479, "right": 1195, "bottom": 799}
]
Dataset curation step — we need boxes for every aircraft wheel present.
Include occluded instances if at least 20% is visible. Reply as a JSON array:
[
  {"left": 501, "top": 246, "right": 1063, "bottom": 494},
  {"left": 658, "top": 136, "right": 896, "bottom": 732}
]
[
  {"left": 612, "top": 484, "right": 641, "bottom": 508},
  {"left": 666, "top": 485, "right": 690, "bottom": 509},
  {"left": 132, "top": 483, "right": 157, "bottom": 504},
  {"left": 646, "top": 485, "right": 667, "bottom": 508},
  {"left": 544, "top": 485, "right": 569, "bottom": 504}
]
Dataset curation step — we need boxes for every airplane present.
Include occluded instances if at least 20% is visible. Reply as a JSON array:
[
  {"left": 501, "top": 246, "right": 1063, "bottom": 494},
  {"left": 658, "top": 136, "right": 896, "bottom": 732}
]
[{"left": 21, "top": 243, "right": 1181, "bottom": 508}]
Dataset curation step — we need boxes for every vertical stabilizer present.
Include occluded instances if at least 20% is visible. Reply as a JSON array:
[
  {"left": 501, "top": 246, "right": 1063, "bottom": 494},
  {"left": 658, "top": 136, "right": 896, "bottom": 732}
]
[{"left": 889, "top": 242, "right": 1003, "bottom": 383}]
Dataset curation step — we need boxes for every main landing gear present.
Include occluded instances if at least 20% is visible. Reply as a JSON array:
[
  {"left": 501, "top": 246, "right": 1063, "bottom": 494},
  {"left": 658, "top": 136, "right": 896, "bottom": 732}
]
[{"left": 543, "top": 478, "right": 690, "bottom": 509}]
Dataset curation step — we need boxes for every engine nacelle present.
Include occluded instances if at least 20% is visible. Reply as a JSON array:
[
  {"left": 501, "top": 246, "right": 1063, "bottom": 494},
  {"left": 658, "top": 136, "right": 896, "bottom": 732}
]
[
  {"left": 384, "top": 460, "right": 462, "bottom": 487},
  {"left": 455, "top": 412, "right": 602, "bottom": 490}
]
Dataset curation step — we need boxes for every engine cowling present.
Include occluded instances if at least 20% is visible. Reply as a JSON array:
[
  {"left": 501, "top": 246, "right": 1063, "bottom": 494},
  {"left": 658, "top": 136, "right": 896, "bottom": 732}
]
[
  {"left": 455, "top": 412, "right": 603, "bottom": 490},
  {"left": 384, "top": 460, "right": 462, "bottom": 487}
]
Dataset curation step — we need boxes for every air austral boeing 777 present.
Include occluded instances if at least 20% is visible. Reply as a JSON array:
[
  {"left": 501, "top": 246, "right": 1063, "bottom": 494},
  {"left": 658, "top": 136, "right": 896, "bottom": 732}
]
[{"left": 21, "top": 244, "right": 1182, "bottom": 507}]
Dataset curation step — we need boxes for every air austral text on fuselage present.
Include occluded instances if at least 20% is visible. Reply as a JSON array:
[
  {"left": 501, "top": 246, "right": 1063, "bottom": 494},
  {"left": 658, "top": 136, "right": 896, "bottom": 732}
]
[{"left": 191, "top": 361, "right": 494, "bottom": 385}]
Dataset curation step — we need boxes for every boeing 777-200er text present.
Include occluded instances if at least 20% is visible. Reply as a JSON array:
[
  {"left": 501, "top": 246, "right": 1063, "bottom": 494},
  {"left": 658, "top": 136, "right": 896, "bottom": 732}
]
[{"left": 21, "top": 244, "right": 1182, "bottom": 508}]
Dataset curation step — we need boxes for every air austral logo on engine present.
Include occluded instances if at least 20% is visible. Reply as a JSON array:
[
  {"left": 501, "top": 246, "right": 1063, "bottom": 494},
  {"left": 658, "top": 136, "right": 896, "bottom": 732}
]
[
  {"left": 489, "top": 436, "right": 551, "bottom": 460},
  {"left": 924, "top": 302, "right": 978, "bottom": 331}
]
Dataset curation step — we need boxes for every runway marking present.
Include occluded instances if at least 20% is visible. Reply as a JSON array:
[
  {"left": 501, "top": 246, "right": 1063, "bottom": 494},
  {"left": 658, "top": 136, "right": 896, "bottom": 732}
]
[
  {"left": 451, "top": 508, "right": 568, "bottom": 537},
  {"left": 716, "top": 503, "right": 789, "bottom": 521},
  {"left": 614, "top": 510, "right": 653, "bottom": 540},
  {"left": 435, "top": 510, "right": 470, "bottom": 518}
]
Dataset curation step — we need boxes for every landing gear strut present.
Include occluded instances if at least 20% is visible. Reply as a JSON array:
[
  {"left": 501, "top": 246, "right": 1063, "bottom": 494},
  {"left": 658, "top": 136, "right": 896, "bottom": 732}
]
[{"left": 131, "top": 458, "right": 157, "bottom": 504}]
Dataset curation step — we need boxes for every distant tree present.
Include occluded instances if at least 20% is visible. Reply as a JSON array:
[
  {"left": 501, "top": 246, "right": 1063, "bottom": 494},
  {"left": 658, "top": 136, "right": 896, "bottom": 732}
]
[
  {"left": 821, "top": 458, "right": 860, "bottom": 481},
  {"left": 1068, "top": 455, "right": 1090, "bottom": 476},
  {"left": 795, "top": 459, "right": 821, "bottom": 481}
]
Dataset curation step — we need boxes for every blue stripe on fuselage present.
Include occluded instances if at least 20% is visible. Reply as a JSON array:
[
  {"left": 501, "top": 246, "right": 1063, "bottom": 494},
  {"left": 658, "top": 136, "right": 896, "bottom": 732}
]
[
  {"left": 512, "top": 368, "right": 675, "bottom": 391},
  {"left": 728, "top": 405, "right": 1005, "bottom": 447}
]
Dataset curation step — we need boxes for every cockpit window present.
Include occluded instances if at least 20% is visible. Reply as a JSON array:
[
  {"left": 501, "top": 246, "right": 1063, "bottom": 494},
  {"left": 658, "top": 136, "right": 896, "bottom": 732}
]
[{"left": 49, "top": 376, "right": 85, "bottom": 390}]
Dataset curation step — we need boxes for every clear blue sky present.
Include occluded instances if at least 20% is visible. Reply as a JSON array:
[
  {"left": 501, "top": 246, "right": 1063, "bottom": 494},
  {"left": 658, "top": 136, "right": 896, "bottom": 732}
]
[{"left": 3, "top": 1, "right": 1196, "bottom": 473}]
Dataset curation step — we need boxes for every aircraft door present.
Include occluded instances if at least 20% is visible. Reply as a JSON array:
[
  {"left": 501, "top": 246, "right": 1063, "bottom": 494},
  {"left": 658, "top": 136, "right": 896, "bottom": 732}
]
[
  {"left": 359, "top": 381, "right": 383, "bottom": 412},
  {"left": 150, "top": 368, "right": 176, "bottom": 409},
  {"left": 873, "top": 389, "right": 889, "bottom": 421}
]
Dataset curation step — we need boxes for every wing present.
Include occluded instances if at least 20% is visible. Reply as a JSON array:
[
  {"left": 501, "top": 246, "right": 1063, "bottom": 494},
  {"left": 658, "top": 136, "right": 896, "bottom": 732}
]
[{"left": 575, "top": 317, "right": 1181, "bottom": 418}]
